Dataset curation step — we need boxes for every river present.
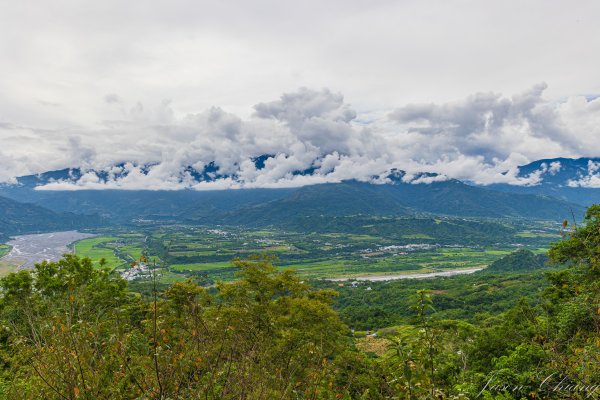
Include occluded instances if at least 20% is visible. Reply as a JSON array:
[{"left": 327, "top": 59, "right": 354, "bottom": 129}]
[
  {"left": 328, "top": 267, "right": 485, "bottom": 282},
  {"left": 1, "top": 231, "right": 96, "bottom": 269}
]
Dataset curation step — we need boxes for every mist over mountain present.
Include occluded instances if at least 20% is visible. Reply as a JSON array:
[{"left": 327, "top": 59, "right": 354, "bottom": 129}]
[
  {"left": 0, "top": 157, "right": 591, "bottom": 232},
  {"left": 6, "top": 155, "right": 600, "bottom": 205},
  {"left": 481, "top": 157, "right": 600, "bottom": 205}
]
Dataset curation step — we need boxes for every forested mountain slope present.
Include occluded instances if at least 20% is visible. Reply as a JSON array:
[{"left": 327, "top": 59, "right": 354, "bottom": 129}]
[{"left": 0, "top": 195, "right": 99, "bottom": 239}]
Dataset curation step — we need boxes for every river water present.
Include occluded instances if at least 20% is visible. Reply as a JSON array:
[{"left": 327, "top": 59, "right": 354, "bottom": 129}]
[
  {"left": 1, "top": 231, "right": 96, "bottom": 269},
  {"left": 328, "top": 267, "right": 484, "bottom": 282}
]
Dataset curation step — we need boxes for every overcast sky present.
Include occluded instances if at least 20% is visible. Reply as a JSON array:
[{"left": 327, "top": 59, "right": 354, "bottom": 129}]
[{"left": 1, "top": 0, "right": 600, "bottom": 189}]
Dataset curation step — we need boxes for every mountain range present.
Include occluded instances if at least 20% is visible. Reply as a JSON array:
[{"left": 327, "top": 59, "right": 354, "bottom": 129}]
[
  {"left": 486, "top": 157, "right": 600, "bottom": 205},
  {"left": 0, "top": 196, "right": 101, "bottom": 241},
  {"left": 0, "top": 157, "right": 598, "bottom": 235}
]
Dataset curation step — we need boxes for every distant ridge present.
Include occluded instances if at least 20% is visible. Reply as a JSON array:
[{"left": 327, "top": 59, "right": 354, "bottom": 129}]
[
  {"left": 0, "top": 195, "right": 100, "bottom": 240},
  {"left": 213, "top": 180, "right": 582, "bottom": 227},
  {"left": 6, "top": 157, "right": 600, "bottom": 208},
  {"left": 484, "top": 157, "right": 600, "bottom": 206},
  {"left": 0, "top": 157, "right": 593, "bottom": 227}
]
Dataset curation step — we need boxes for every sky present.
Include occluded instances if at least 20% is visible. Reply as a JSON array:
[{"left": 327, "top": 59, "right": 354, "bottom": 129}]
[{"left": 1, "top": 0, "right": 600, "bottom": 189}]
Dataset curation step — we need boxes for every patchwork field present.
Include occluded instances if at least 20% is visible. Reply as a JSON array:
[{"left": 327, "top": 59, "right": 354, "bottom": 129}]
[
  {"left": 2, "top": 217, "right": 560, "bottom": 282},
  {"left": 65, "top": 218, "right": 560, "bottom": 282},
  {"left": 73, "top": 236, "right": 125, "bottom": 268}
]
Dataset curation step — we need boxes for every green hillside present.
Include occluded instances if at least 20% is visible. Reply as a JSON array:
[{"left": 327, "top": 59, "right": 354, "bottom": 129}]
[
  {"left": 0, "top": 195, "right": 100, "bottom": 237},
  {"left": 487, "top": 249, "right": 548, "bottom": 272},
  {"left": 211, "top": 181, "right": 582, "bottom": 227}
]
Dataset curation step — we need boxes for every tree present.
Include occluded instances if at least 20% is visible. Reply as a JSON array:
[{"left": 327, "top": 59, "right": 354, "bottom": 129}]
[
  {"left": 0, "top": 254, "right": 138, "bottom": 399},
  {"left": 0, "top": 254, "right": 351, "bottom": 399},
  {"left": 539, "top": 205, "right": 600, "bottom": 395}
]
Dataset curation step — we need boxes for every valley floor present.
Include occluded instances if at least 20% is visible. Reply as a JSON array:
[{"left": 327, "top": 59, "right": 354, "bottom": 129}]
[
  {"left": 0, "top": 216, "right": 560, "bottom": 283},
  {"left": 49, "top": 217, "right": 560, "bottom": 282}
]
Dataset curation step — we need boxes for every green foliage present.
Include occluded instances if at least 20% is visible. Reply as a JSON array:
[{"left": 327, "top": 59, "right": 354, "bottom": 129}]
[
  {"left": 486, "top": 249, "right": 547, "bottom": 272},
  {"left": 324, "top": 265, "right": 552, "bottom": 330},
  {"left": 537, "top": 205, "right": 600, "bottom": 393},
  {"left": 0, "top": 245, "right": 10, "bottom": 259},
  {"left": 0, "top": 254, "right": 351, "bottom": 399},
  {"left": 0, "top": 195, "right": 99, "bottom": 237},
  {"left": 467, "top": 205, "right": 600, "bottom": 399}
]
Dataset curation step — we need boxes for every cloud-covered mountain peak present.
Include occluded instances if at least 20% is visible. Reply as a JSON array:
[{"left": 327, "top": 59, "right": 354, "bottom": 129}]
[
  {"left": 8, "top": 156, "right": 600, "bottom": 199},
  {"left": 510, "top": 157, "right": 600, "bottom": 188},
  {"left": 16, "top": 155, "right": 454, "bottom": 192},
  {"left": 2, "top": 87, "right": 600, "bottom": 189}
]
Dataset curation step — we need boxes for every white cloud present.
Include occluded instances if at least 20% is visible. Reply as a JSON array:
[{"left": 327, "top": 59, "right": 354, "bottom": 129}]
[
  {"left": 548, "top": 161, "right": 562, "bottom": 175},
  {"left": 0, "top": 85, "right": 598, "bottom": 190},
  {"left": 567, "top": 160, "right": 600, "bottom": 188},
  {"left": 2, "top": 1, "right": 600, "bottom": 190},
  {"left": 2, "top": 1, "right": 600, "bottom": 127}
]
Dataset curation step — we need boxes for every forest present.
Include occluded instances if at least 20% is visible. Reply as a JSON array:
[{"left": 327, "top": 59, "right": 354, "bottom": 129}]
[{"left": 0, "top": 206, "right": 599, "bottom": 399}]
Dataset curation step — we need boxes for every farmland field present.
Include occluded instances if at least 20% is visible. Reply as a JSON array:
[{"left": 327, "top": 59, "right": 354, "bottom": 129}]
[
  {"left": 73, "top": 236, "right": 124, "bottom": 268},
  {"left": 64, "top": 216, "right": 561, "bottom": 282},
  {"left": 0, "top": 245, "right": 9, "bottom": 258}
]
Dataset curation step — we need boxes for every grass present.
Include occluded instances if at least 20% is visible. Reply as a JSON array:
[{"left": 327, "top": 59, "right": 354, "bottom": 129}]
[
  {"left": 162, "top": 234, "right": 545, "bottom": 280},
  {"left": 0, "top": 261, "right": 17, "bottom": 276},
  {"left": 121, "top": 245, "right": 144, "bottom": 261},
  {"left": 516, "top": 230, "right": 560, "bottom": 238},
  {"left": 0, "top": 245, "right": 15, "bottom": 276},
  {"left": 484, "top": 249, "right": 513, "bottom": 255},
  {"left": 73, "top": 236, "right": 125, "bottom": 268},
  {"left": 532, "top": 247, "right": 550, "bottom": 254},
  {"left": 158, "top": 270, "right": 188, "bottom": 283},
  {"left": 170, "top": 261, "right": 234, "bottom": 272},
  {"left": 0, "top": 244, "right": 23, "bottom": 276},
  {"left": 347, "top": 234, "right": 380, "bottom": 241},
  {"left": 262, "top": 245, "right": 293, "bottom": 252},
  {"left": 0, "top": 245, "right": 10, "bottom": 258},
  {"left": 401, "top": 234, "right": 435, "bottom": 239}
]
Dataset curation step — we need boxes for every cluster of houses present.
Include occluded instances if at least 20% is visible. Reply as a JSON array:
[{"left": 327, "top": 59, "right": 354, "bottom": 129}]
[{"left": 119, "top": 262, "right": 152, "bottom": 281}]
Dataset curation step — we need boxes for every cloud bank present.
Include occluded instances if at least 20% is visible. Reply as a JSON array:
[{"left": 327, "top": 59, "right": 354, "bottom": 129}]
[
  {"left": 2, "top": 85, "right": 600, "bottom": 190},
  {"left": 567, "top": 160, "right": 600, "bottom": 188}
]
